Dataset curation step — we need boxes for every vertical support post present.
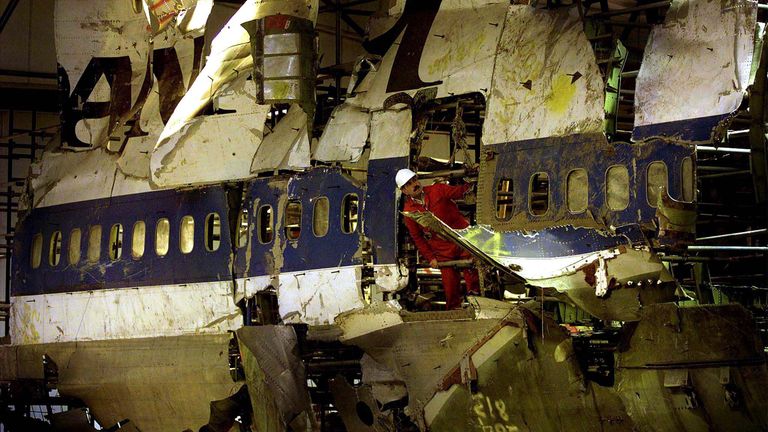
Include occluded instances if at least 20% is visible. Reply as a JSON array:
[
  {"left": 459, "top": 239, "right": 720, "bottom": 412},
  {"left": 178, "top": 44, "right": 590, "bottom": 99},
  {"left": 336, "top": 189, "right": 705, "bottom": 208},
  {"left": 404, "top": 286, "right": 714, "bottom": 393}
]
[
  {"left": 31, "top": 110, "right": 36, "bottom": 161},
  {"left": 335, "top": 0, "right": 342, "bottom": 104},
  {"left": 4, "top": 109, "right": 13, "bottom": 339},
  {"left": 749, "top": 28, "right": 768, "bottom": 290}
]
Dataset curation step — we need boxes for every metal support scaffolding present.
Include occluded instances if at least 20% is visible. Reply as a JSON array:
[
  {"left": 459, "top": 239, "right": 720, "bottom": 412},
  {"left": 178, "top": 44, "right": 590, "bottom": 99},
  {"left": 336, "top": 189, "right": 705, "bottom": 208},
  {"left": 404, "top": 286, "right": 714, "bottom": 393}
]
[{"left": 0, "top": 104, "right": 53, "bottom": 341}]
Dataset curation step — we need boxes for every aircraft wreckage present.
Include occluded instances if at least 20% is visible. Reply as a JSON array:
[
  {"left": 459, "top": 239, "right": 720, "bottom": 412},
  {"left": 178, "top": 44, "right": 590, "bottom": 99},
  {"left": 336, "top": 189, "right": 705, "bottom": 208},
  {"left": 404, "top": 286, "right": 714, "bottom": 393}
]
[{"left": 1, "top": 0, "right": 767, "bottom": 430}]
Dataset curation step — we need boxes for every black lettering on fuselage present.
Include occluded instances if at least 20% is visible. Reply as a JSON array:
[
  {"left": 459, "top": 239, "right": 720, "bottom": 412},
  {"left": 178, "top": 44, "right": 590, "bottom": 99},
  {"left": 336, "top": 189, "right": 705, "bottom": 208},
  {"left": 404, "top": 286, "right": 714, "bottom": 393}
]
[
  {"left": 61, "top": 37, "right": 205, "bottom": 148},
  {"left": 382, "top": 0, "right": 443, "bottom": 93}
]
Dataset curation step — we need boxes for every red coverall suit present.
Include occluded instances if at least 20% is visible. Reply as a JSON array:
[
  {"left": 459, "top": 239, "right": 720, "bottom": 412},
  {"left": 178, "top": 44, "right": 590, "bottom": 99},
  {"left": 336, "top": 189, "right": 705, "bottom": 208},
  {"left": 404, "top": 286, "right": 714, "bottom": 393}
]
[{"left": 403, "top": 183, "right": 480, "bottom": 310}]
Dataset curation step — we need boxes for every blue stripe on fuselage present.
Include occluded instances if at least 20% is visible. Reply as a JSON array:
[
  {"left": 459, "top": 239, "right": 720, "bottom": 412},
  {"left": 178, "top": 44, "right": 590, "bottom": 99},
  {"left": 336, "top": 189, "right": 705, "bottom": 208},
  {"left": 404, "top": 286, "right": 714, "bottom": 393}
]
[{"left": 12, "top": 186, "right": 234, "bottom": 296}]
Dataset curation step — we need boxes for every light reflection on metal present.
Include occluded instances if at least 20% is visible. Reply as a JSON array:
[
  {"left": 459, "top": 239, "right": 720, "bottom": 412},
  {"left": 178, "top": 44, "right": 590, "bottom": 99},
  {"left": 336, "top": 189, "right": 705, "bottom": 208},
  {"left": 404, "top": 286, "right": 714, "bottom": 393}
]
[
  {"left": 696, "top": 228, "right": 767, "bottom": 241},
  {"left": 697, "top": 146, "right": 751, "bottom": 154},
  {"left": 242, "top": 15, "right": 317, "bottom": 120},
  {"left": 688, "top": 245, "right": 768, "bottom": 251}
]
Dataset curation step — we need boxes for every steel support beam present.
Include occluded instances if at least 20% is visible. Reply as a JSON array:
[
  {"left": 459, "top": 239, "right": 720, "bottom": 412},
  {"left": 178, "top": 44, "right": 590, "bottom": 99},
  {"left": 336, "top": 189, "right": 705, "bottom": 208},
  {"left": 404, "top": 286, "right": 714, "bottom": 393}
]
[{"left": 0, "top": 0, "right": 21, "bottom": 34}]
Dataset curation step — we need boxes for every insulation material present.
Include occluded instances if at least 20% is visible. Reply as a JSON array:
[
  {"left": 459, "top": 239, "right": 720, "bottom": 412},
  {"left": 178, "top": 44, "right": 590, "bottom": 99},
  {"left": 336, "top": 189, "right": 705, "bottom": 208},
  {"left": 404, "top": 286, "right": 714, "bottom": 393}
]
[
  {"left": 277, "top": 266, "right": 366, "bottom": 326},
  {"left": 10, "top": 281, "right": 240, "bottom": 345},
  {"left": 313, "top": 104, "right": 371, "bottom": 162},
  {"left": 634, "top": 0, "right": 757, "bottom": 127},
  {"left": 373, "top": 263, "right": 408, "bottom": 292},
  {"left": 28, "top": 148, "right": 152, "bottom": 208},
  {"left": 151, "top": 79, "right": 271, "bottom": 186},
  {"left": 251, "top": 105, "right": 311, "bottom": 173},
  {"left": 369, "top": 108, "right": 411, "bottom": 160},
  {"left": 483, "top": 7, "right": 604, "bottom": 145}
]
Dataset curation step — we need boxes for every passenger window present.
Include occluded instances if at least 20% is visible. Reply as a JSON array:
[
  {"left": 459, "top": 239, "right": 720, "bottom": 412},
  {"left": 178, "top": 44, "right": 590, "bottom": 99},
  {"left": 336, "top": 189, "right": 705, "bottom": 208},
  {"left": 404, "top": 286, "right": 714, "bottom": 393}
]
[
  {"left": 258, "top": 205, "right": 274, "bottom": 244},
  {"left": 69, "top": 229, "right": 81, "bottom": 265},
  {"left": 88, "top": 225, "right": 102, "bottom": 263},
  {"left": 606, "top": 165, "right": 629, "bottom": 211},
  {"left": 205, "top": 213, "right": 221, "bottom": 252},
  {"left": 647, "top": 161, "right": 668, "bottom": 207},
  {"left": 313, "top": 197, "right": 329, "bottom": 237},
  {"left": 156, "top": 218, "right": 170, "bottom": 256},
  {"left": 132, "top": 221, "right": 145, "bottom": 259},
  {"left": 109, "top": 224, "right": 123, "bottom": 261},
  {"left": 30, "top": 233, "right": 42, "bottom": 269},
  {"left": 341, "top": 194, "right": 359, "bottom": 234},
  {"left": 237, "top": 207, "right": 249, "bottom": 248},
  {"left": 49, "top": 231, "right": 62, "bottom": 266},
  {"left": 495, "top": 178, "right": 513, "bottom": 221},
  {"left": 529, "top": 173, "right": 549, "bottom": 216},
  {"left": 180, "top": 216, "right": 194, "bottom": 254},
  {"left": 567, "top": 169, "right": 588, "bottom": 214},
  {"left": 285, "top": 201, "right": 302, "bottom": 240},
  {"left": 682, "top": 157, "right": 694, "bottom": 202}
]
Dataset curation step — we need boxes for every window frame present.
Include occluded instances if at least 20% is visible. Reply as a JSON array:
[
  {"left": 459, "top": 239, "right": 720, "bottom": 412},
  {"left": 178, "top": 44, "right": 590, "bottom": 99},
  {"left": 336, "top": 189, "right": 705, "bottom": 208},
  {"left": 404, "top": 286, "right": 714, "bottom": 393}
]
[
  {"left": 646, "top": 161, "right": 669, "bottom": 208},
  {"left": 155, "top": 218, "right": 170, "bottom": 257},
  {"left": 109, "top": 223, "right": 124, "bottom": 261},
  {"left": 284, "top": 200, "right": 302, "bottom": 241},
  {"left": 566, "top": 168, "right": 589, "bottom": 214},
  {"left": 312, "top": 196, "right": 330, "bottom": 238},
  {"left": 68, "top": 228, "right": 82, "bottom": 265},
  {"left": 179, "top": 215, "right": 195, "bottom": 254},
  {"left": 87, "top": 225, "right": 102, "bottom": 263},
  {"left": 495, "top": 177, "right": 514, "bottom": 221},
  {"left": 528, "top": 172, "right": 550, "bottom": 216},
  {"left": 49, "top": 231, "right": 62, "bottom": 267},
  {"left": 341, "top": 193, "right": 359, "bottom": 234},
  {"left": 205, "top": 212, "right": 221, "bottom": 252},
  {"left": 132, "top": 221, "right": 146, "bottom": 259},
  {"left": 605, "top": 165, "right": 630, "bottom": 211},
  {"left": 257, "top": 205, "right": 274, "bottom": 244}
]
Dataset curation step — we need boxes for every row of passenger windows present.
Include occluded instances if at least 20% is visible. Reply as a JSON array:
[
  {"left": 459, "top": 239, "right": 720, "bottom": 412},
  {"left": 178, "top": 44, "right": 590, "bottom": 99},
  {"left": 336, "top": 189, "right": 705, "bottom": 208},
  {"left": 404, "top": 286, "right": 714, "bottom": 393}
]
[
  {"left": 29, "top": 194, "right": 361, "bottom": 269},
  {"left": 30, "top": 214, "right": 223, "bottom": 269},
  {"left": 495, "top": 159, "right": 693, "bottom": 220},
  {"left": 237, "top": 194, "right": 359, "bottom": 246}
]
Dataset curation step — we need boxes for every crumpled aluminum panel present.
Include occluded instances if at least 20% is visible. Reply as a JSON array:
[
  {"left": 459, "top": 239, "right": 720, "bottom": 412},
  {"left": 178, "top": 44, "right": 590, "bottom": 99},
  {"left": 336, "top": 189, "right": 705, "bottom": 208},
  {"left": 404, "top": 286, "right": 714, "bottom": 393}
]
[
  {"left": 351, "top": 0, "right": 507, "bottom": 109},
  {"left": 251, "top": 105, "right": 311, "bottom": 173},
  {"left": 313, "top": 104, "right": 371, "bottom": 163},
  {"left": 236, "top": 325, "right": 316, "bottom": 431},
  {"left": 634, "top": 0, "right": 757, "bottom": 128},
  {"left": 483, "top": 6, "right": 604, "bottom": 145}
]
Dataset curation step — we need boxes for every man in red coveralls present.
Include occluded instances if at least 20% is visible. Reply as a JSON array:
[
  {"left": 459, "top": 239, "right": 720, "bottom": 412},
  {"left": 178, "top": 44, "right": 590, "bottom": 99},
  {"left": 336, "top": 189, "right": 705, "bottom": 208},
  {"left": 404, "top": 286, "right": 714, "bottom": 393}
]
[{"left": 396, "top": 168, "right": 480, "bottom": 310}]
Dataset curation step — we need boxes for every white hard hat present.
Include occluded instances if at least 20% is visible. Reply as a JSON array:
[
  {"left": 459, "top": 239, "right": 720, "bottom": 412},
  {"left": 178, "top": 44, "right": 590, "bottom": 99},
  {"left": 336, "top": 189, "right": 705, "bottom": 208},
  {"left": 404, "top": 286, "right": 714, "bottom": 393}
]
[{"left": 395, "top": 168, "right": 417, "bottom": 189}]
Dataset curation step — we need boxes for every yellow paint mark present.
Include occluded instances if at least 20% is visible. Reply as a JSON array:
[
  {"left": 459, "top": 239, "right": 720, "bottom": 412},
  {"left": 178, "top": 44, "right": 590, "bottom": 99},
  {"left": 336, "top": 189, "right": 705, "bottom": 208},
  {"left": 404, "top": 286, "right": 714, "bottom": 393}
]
[
  {"left": 19, "top": 302, "right": 41, "bottom": 344},
  {"left": 545, "top": 75, "right": 577, "bottom": 114},
  {"left": 426, "top": 31, "right": 487, "bottom": 77}
]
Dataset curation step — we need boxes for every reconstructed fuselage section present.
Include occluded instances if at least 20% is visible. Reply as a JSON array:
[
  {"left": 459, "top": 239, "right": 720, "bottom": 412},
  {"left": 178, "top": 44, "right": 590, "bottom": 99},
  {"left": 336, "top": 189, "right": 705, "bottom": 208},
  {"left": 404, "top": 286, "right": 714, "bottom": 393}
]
[{"left": 1, "top": 0, "right": 767, "bottom": 431}]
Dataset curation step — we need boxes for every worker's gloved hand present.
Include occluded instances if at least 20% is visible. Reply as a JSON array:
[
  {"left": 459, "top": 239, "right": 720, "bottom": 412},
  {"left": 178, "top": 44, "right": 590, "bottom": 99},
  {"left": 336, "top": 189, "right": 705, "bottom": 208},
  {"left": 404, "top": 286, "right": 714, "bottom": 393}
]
[
  {"left": 463, "top": 190, "right": 476, "bottom": 205},
  {"left": 430, "top": 258, "right": 439, "bottom": 268}
]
